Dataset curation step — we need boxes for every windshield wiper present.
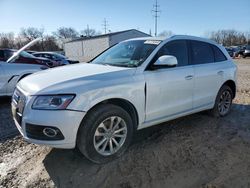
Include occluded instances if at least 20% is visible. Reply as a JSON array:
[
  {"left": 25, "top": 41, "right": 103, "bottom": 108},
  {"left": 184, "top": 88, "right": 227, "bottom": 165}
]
[
  {"left": 107, "top": 63, "right": 138, "bottom": 68},
  {"left": 92, "top": 61, "right": 138, "bottom": 68}
]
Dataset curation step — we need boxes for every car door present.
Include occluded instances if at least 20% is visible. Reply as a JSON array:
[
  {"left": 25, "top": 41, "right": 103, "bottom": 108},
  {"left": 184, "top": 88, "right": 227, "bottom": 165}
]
[
  {"left": 144, "top": 40, "right": 194, "bottom": 122},
  {"left": 189, "top": 40, "right": 225, "bottom": 109}
]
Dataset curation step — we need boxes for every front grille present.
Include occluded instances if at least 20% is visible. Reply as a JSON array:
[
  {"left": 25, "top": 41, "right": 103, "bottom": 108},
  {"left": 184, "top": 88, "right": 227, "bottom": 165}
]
[
  {"left": 12, "top": 90, "right": 19, "bottom": 103},
  {"left": 12, "top": 89, "right": 26, "bottom": 125}
]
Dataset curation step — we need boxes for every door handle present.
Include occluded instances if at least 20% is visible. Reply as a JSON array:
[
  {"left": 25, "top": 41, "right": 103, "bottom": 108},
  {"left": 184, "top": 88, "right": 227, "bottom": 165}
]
[
  {"left": 217, "top": 71, "right": 224, "bottom": 75},
  {"left": 185, "top": 75, "right": 193, "bottom": 80}
]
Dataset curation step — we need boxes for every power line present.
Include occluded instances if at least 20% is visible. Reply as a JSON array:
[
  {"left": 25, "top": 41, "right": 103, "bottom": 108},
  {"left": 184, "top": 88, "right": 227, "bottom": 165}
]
[
  {"left": 102, "top": 18, "right": 109, "bottom": 34},
  {"left": 152, "top": 0, "right": 161, "bottom": 37}
]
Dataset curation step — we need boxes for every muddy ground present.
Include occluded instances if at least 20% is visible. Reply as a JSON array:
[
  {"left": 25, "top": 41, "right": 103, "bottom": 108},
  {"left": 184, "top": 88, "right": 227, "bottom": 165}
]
[{"left": 0, "top": 59, "right": 250, "bottom": 188}]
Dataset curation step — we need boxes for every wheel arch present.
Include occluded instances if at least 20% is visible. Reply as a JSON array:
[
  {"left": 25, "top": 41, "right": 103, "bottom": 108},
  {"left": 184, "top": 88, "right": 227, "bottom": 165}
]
[
  {"left": 18, "top": 73, "right": 32, "bottom": 82},
  {"left": 222, "top": 80, "right": 236, "bottom": 99},
  {"left": 82, "top": 98, "right": 139, "bottom": 130}
]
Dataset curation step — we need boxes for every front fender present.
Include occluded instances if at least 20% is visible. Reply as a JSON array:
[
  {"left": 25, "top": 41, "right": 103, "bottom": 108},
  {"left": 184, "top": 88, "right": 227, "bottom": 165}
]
[
  {"left": 7, "top": 72, "right": 33, "bottom": 95},
  {"left": 68, "top": 83, "right": 145, "bottom": 124}
]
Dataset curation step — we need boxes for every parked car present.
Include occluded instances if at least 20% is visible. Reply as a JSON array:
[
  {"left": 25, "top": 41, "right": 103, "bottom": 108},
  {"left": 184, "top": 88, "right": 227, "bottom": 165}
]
[
  {"left": 225, "top": 47, "right": 234, "bottom": 57},
  {"left": 243, "top": 45, "right": 250, "bottom": 58},
  {"left": 234, "top": 46, "right": 246, "bottom": 57},
  {"left": 12, "top": 35, "right": 237, "bottom": 163},
  {"left": 0, "top": 49, "right": 56, "bottom": 67},
  {"left": 0, "top": 39, "right": 47, "bottom": 96},
  {"left": 33, "top": 52, "right": 79, "bottom": 66}
]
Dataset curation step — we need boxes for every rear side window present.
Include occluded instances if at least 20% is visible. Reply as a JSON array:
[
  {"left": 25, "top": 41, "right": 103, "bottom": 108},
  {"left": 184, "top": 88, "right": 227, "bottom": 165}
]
[
  {"left": 211, "top": 45, "right": 227, "bottom": 62},
  {"left": 190, "top": 40, "right": 214, "bottom": 65},
  {"left": 157, "top": 40, "right": 188, "bottom": 67},
  {"left": 35, "top": 54, "right": 42, "bottom": 57},
  {"left": 42, "top": 54, "right": 52, "bottom": 59}
]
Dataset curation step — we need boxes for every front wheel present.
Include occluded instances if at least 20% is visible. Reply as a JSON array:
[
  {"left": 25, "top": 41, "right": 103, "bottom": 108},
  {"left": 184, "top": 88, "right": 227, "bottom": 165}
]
[
  {"left": 210, "top": 85, "right": 233, "bottom": 117},
  {"left": 77, "top": 104, "right": 134, "bottom": 164}
]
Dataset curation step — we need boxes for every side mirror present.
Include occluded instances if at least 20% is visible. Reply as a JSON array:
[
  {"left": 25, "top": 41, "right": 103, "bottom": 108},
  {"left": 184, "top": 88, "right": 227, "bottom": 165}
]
[{"left": 154, "top": 55, "right": 177, "bottom": 67}]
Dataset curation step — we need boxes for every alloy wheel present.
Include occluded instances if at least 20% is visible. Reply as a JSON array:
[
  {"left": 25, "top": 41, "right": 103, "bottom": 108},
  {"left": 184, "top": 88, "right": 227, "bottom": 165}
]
[
  {"left": 93, "top": 116, "right": 127, "bottom": 156},
  {"left": 218, "top": 90, "right": 232, "bottom": 116}
]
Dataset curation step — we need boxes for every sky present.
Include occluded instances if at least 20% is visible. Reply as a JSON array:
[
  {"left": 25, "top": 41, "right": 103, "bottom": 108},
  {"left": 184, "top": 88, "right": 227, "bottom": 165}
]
[{"left": 0, "top": 0, "right": 250, "bottom": 37}]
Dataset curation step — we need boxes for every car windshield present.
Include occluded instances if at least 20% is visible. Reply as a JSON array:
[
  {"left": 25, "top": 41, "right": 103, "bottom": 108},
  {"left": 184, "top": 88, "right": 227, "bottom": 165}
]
[
  {"left": 91, "top": 40, "right": 160, "bottom": 67},
  {"left": 246, "top": 45, "right": 250, "bottom": 50},
  {"left": 20, "top": 51, "right": 35, "bottom": 58}
]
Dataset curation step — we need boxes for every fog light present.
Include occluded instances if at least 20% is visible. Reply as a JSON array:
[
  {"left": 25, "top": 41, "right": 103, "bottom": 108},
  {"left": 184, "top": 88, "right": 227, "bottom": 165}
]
[{"left": 43, "top": 127, "right": 58, "bottom": 137}]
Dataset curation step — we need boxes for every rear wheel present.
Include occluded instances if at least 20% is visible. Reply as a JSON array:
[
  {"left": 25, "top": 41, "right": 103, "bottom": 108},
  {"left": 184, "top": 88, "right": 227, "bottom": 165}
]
[
  {"left": 77, "top": 104, "right": 134, "bottom": 163},
  {"left": 210, "top": 85, "right": 233, "bottom": 117}
]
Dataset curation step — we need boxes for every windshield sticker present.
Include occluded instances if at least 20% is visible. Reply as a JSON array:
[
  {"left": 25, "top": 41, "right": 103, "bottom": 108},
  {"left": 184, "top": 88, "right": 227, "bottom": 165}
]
[{"left": 144, "top": 40, "right": 161, "bottom": 45}]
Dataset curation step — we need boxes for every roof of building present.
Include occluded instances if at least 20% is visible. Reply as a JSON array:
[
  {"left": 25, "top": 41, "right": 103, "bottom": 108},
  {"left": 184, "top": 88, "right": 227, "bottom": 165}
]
[{"left": 65, "top": 29, "right": 151, "bottom": 43}]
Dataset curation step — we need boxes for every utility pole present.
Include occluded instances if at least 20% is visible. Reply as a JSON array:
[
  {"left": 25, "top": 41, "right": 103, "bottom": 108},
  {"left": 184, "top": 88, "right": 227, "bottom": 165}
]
[
  {"left": 86, "top": 24, "right": 90, "bottom": 37},
  {"left": 102, "top": 18, "right": 109, "bottom": 34},
  {"left": 248, "top": 31, "right": 250, "bottom": 44},
  {"left": 152, "top": 0, "right": 160, "bottom": 36}
]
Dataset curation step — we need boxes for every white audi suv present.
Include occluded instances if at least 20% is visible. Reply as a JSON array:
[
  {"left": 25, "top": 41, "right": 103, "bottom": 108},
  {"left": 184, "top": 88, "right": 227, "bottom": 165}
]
[{"left": 12, "top": 35, "right": 237, "bottom": 163}]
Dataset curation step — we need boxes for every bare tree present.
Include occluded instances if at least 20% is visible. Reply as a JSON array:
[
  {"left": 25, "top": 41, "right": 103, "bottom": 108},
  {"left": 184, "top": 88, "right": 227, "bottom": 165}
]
[
  {"left": 80, "top": 27, "right": 101, "bottom": 37},
  {"left": 158, "top": 30, "right": 174, "bottom": 37},
  {"left": 81, "top": 29, "right": 99, "bottom": 37},
  {"left": 15, "top": 36, "right": 27, "bottom": 49},
  {"left": 207, "top": 29, "right": 247, "bottom": 46},
  {"left": 245, "top": 31, "right": 250, "bottom": 44},
  {"left": 41, "top": 36, "right": 60, "bottom": 51},
  {"left": 19, "top": 27, "right": 44, "bottom": 41},
  {"left": 0, "top": 32, "right": 15, "bottom": 48},
  {"left": 53, "top": 27, "right": 79, "bottom": 39}
]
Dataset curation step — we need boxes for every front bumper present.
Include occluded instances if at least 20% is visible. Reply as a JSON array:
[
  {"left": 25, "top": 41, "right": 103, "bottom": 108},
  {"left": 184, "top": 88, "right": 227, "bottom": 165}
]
[{"left": 12, "top": 94, "right": 86, "bottom": 149}]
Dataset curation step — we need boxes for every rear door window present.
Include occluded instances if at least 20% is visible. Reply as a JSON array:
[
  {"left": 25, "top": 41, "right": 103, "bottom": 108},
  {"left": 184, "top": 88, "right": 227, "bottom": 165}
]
[{"left": 190, "top": 40, "right": 214, "bottom": 65}]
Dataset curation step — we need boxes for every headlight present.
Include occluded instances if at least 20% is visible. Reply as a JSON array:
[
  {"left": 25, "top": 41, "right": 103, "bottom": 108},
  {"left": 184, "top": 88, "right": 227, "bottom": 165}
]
[{"left": 32, "top": 95, "right": 75, "bottom": 110}]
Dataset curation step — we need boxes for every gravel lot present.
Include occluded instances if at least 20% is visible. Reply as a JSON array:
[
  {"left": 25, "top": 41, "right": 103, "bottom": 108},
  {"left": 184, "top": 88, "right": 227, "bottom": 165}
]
[{"left": 0, "top": 59, "right": 250, "bottom": 188}]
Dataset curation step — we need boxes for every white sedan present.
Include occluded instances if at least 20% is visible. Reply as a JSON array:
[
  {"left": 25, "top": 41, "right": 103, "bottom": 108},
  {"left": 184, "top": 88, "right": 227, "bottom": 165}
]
[
  {"left": 0, "top": 39, "right": 46, "bottom": 96},
  {"left": 0, "top": 62, "right": 46, "bottom": 96}
]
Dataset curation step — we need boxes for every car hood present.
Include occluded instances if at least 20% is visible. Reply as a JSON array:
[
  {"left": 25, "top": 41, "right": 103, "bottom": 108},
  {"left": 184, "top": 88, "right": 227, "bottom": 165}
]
[
  {"left": 1, "top": 61, "right": 44, "bottom": 69},
  {"left": 18, "top": 63, "right": 136, "bottom": 95}
]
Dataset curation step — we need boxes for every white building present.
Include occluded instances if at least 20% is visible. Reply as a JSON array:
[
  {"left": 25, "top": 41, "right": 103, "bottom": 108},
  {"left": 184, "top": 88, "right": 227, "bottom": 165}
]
[{"left": 64, "top": 29, "right": 150, "bottom": 62}]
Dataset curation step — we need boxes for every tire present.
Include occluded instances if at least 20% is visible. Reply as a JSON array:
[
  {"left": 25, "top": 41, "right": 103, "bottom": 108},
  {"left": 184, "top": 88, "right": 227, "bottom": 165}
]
[
  {"left": 77, "top": 104, "right": 134, "bottom": 164},
  {"left": 210, "top": 85, "right": 233, "bottom": 117}
]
